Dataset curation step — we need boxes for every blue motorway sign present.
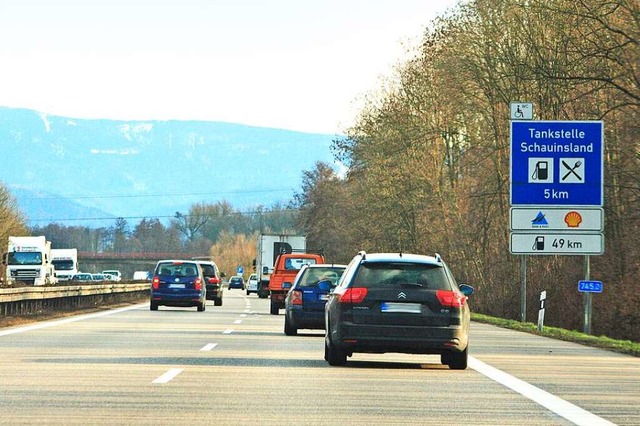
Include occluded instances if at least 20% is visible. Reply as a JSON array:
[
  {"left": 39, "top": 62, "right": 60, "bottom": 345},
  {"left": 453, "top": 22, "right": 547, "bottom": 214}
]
[
  {"left": 578, "top": 280, "right": 603, "bottom": 293},
  {"left": 511, "top": 121, "right": 603, "bottom": 206},
  {"left": 237, "top": 265, "right": 244, "bottom": 275}
]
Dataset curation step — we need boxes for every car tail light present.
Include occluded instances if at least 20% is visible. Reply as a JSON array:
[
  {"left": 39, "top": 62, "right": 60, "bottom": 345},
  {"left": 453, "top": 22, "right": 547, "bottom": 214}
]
[
  {"left": 291, "top": 290, "right": 303, "bottom": 305},
  {"left": 152, "top": 277, "right": 160, "bottom": 289},
  {"left": 194, "top": 277, "right": 203, "bottom": 290},
  {"left": 338, "top": 287, "right": 368, "bottom": 304},
  {"left": 209, "top": 277, "right": 220, "bottom": 284},
  {"left": 436, "top": 290, "right": 465, "bottom": 308}
]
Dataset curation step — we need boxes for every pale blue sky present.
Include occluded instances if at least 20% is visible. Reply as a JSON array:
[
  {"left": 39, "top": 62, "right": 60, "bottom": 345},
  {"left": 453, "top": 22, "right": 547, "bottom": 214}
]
[{"left": 0, "top": 0, "right": 458, "bottom": 133}]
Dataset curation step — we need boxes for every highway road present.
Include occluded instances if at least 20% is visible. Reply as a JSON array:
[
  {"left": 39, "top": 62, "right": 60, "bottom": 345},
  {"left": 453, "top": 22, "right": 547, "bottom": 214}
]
[{"left": 0, "top": 290, "right": 637, "bottom": 425}]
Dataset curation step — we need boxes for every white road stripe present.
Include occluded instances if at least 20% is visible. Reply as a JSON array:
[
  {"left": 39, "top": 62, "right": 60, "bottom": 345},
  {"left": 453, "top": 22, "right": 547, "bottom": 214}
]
[
  {"left": 200, "top": 343, "right": 218, "bottom": 351},
  {"left": 234, "top": 320, "right": 242, "bottom": 324},
  {"left": 0, "top": 303, "right": 146, "bottom": 337},
  {"left": 223, "top": 329, "right": 233, "bottom": 334},
  {"left": 469, "top": 357, "right": 615, "bottom": 426},
  {"left": 240, "top": 314, "right": 247, "bottom": 318},
  {"left": 152, "top": 368, "right": 183, "bottom": 384}
]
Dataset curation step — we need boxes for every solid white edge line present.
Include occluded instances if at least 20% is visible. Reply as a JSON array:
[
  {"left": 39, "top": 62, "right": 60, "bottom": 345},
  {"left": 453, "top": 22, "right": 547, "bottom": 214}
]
[
  {"left": 0, "top": 303, "right": 147, "bottom": 337},
  {"left": 200, "top": 343, "right": 218, "bottom": 351},
  {"left": 152, "top": 368, "right": 183, "bottom": 384},
  {"left": 469, "top": 357, "right": 615, "bottom": 426}
]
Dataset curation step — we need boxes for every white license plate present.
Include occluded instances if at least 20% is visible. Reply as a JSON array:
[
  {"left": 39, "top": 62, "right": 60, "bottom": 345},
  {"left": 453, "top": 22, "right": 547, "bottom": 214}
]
[
  {"left": 169, "top": 284, "right": 185, "bottom": 289},
  {"left": 381, "top": 302, "right": 421, "bottom": 313}
]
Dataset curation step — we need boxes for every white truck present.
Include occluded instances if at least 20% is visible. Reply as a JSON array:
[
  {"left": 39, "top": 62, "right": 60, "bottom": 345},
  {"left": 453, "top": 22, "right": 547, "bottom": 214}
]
[
  {"left": 255, "top": 234, "right": 306, "bottom": 298},
  {"left": 51, "top": 248, "right": 79, "bottom": 281},
  {"left": 4, "top": 236, "right": 57, "bottom": 286}
]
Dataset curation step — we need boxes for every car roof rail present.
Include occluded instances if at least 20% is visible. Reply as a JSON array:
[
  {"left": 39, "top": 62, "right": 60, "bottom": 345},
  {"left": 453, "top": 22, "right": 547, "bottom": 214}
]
[
  {"left": 434, "top": 252, "right": 443, "bottom": 263},
  {"left": 357, "top": 250, "right": 367, "bottom": 260}
]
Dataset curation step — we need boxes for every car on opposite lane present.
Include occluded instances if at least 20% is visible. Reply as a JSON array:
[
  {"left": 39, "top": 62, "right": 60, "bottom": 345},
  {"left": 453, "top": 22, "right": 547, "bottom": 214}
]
[
  {"left": 284, "top": 264, "right": 347, "bottom": 336},
  {"left": 150, "top": 260, "right": 207, "bottom": 312},
  {"left": 324, "top": 251, "right": 474, "bottom": 369}
]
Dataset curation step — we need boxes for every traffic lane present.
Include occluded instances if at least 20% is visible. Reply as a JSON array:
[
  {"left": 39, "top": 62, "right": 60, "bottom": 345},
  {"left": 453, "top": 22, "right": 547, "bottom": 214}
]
[
  {"left": 470, "top": 322, "right": 640, "bottom": 425},
  {"left": 0, "top": 293, "right": 618, "bottom": 425}
]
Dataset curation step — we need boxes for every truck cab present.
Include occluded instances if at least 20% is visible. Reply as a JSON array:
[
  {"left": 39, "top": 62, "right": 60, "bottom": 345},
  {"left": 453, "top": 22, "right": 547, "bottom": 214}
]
[{"left": 268, "top": 252, "right": 325, "bottom": 315}]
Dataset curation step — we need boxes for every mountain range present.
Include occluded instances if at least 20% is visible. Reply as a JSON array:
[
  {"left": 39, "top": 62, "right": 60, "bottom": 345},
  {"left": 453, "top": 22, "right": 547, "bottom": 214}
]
[{"left": 0, "top": 107, "right": 340, "bottom": 227}]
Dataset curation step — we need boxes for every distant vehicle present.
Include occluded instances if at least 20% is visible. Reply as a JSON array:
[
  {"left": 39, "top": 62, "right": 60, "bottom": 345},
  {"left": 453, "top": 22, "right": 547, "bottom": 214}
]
[
  {"left": 227, "top": 276, "right": 245, "bottom": 290},
  {"left": 132, "top": 271, "right": 152, "bottom": 281},
  {"left": 4, "top": 236, "right": 57, "bottom": 286},
  {"left": 246, "top": 273, "right": 258, "bottom": 295},
  {"left": 91, "top": 273, "right": 107, "bottom": 281},
  {"left": 255, "top": 234, "right": 306, "bottom": 298},
  {"left": 70, "top": 273, "right": 94, "bottom": 282},
  {"left": 150, "top": 260, "right": 206, "bottom": 311},
  {"left": 102, "top": 270, "right": 122, "bottom": 282},
  {"left": 194, "top": 260, "right": 224, "bottom": 306},
  {"left": 51, "top": 248, "right": 79, "bottom": 281},
  {"left": 324, "top": 251, "right": 474, "bottom": 369},
  {"left": 284, "top": 264, "right": 346, "bottom": 335}
]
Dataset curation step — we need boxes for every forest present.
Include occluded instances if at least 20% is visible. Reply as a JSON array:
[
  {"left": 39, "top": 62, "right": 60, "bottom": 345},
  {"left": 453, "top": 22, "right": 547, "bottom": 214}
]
[{"left": 1, "top": 0, "right": 638, "bottom": 341}]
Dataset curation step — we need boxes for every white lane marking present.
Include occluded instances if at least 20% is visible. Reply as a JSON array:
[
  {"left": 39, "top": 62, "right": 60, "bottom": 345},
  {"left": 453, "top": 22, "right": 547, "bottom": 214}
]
[
  {"left": 153, "top": 368, "right": 183, "bottom": 384},
  {"left": 200, "top": 343, "right": 218, "bottom": 351},
  {"left": 469, "top": 357, "right": 615, "bottom": 426},
  {"left": 223, "top": 329, "right": 233, "bottom": 334},
  {"left": 240, "top": 314, "right": 247, "bottom": 318},
  {"left": 234, "top": 320, "right": 242, "bottom": 324},
  {"left": 244, "top": 309, "right": 251, "bottom": 313},
  {"left": 0, "top": 303, "right": 146, "bottom": 337}
]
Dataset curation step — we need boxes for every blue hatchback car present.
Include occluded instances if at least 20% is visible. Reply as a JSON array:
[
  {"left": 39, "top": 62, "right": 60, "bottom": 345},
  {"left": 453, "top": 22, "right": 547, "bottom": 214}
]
[
  {"left": 150, "top": 260, "right": 206, "bottom": 312},
  {"left": 284, "top": 264, "right": 347, "bottom": 335}
]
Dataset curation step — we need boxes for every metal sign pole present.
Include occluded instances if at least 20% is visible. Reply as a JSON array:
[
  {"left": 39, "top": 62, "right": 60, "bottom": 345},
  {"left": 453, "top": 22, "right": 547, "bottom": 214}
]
[
  {"left": 583, "top": 255, "right": 592, "bottom": 334},
  {"left": 521, "top": 255, "right": 527, "bottom": 322}
]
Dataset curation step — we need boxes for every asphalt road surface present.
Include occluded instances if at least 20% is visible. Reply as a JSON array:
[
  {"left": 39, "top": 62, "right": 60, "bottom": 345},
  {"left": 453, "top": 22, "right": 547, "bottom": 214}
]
[{"left": 0, "top": 290, "right": 637, "bottom": 425}]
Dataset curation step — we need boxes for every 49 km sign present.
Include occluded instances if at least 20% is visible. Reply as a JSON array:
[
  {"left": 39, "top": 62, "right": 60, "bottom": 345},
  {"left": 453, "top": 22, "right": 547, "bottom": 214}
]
[{"left": 511, "top": 121, "right": 604, "bottom": 206}]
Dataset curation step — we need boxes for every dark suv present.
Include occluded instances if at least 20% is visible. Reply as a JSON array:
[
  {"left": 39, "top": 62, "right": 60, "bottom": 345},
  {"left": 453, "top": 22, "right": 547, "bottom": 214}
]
[
  {"left": 150, "top": 260, "right": 207, "bottom": 312},
  {"left": 195, "top": 260, "right": 224, "bottom": 306},
  {"left": 324, "top": 252, "right": 473, "bottom": 369}
]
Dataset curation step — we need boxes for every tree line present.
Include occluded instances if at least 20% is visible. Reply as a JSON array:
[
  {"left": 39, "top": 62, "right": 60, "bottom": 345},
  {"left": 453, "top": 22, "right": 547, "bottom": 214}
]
[{"left": 294, "top": 0, "right": 639, "bottom": 341}]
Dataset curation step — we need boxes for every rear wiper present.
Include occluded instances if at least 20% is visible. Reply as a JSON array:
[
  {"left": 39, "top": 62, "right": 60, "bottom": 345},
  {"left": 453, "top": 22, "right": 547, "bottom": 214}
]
[{"left": 399, "top": 282, "right": 424, "bottom": 287}]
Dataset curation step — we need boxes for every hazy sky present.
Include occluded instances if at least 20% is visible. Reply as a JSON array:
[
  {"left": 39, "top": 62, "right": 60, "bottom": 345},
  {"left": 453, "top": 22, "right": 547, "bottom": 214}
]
[{"left": 0, "top": 0, "right": 458, "bottom": 134}]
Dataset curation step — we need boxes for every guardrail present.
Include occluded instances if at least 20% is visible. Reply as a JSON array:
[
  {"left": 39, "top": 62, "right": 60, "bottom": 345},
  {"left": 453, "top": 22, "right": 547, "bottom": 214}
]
[{"left": 0, "top": 283, "right": 150, "bottom": 317}]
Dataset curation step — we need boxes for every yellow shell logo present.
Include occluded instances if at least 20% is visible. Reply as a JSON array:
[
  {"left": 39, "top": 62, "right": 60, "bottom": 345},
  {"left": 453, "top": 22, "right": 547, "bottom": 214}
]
[{"left": 564, "top": 211, "right": 582, "bottom": 228}]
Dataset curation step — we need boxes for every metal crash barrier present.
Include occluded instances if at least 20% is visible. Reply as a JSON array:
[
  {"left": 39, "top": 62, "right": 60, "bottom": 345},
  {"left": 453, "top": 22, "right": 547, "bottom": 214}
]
[{"left": 0, "top": 283, "right": 149, "bottom": 317}]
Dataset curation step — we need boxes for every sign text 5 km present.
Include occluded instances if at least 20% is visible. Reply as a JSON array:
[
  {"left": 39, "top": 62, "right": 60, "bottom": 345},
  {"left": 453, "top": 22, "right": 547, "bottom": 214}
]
[{"left": 510, "top": 121, "right": 603, "bottom": 206}]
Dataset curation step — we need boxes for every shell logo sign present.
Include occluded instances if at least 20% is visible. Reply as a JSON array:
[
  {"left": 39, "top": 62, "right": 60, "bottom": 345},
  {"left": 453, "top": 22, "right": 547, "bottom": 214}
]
[{"left": 564, "top": 211, "right": 583, "bottom": 228}]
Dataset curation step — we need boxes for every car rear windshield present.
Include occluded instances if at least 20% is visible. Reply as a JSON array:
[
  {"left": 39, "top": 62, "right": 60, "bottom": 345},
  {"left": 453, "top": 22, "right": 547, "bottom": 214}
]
[
  {"left": 299, "top": 267, "right": 346, "bottom": 287},
  {"left": 284, "top": 257, "right": 318, "bottom": 270},
  {"left": 200, "top": 264, "right": 216, "bottom": 276},
  {"left": 156, "top": 262, "right": 199, "bottom": 277},
  {"left": 352, "top": 262, "right": 450, "bottom": 290}
]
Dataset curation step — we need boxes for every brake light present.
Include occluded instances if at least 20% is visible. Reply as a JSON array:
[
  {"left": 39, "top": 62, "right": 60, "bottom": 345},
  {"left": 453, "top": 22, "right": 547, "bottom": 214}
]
[
  {"left": 338, "top": 287, "right": 368, "bottom": 304},
  {"left": 194, "top": 277, "right": 202, "bottom": 290},
  {"left": 152, "top": 277, "right": 160, "bottom": 289},
  {"left": 209, "top": 277, "right": 220, "bottom": 284},
  {"left": 436, "top": 290, "right": 465, "bottom": 308},
  {"left": 291, "top": 290, "right": 303, "bottom": 305}
]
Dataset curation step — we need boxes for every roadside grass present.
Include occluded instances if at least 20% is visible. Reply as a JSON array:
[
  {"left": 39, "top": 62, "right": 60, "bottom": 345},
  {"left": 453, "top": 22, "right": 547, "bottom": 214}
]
[{"left": 472, "top": 313, "right": 640, "bottom": 357}]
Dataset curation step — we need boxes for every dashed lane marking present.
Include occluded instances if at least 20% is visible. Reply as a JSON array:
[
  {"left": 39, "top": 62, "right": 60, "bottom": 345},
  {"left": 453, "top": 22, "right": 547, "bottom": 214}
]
[{"left": 152, "top": 368, "right": 183, "bottom": 384}]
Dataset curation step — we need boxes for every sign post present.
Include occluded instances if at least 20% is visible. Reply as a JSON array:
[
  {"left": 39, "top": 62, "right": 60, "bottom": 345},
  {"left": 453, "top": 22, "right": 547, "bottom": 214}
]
[{"left": 510, "top": 118, "right": 604, "bottom": 330}]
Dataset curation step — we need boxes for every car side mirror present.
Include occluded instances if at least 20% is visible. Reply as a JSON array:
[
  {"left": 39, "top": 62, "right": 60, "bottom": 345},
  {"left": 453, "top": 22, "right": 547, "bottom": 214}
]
[{"left": 459, "top": 284, "right": 474, "bottom": 297}]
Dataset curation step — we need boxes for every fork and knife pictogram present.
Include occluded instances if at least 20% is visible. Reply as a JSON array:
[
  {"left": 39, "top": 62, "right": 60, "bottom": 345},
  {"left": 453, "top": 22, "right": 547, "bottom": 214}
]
[{"left": 562, "top": 160, "right": 583, "bottom": 181}]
